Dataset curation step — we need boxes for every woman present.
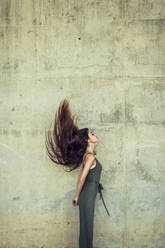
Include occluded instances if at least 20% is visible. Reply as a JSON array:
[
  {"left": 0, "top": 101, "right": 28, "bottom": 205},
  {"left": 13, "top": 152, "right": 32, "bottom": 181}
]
[{"left": 45, "top": 98, "right": 105, "bottom": 248}]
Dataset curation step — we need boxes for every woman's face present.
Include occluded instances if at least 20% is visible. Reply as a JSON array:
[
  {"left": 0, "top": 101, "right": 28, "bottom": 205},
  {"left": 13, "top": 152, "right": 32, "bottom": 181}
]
[{"left": 88, "top": 129, "right": 99, "bottom": 143}]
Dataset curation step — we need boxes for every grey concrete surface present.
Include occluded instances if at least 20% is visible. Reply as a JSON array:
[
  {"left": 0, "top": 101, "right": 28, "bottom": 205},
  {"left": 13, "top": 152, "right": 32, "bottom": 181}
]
[{"left": 0, "top": 0, "right": 165, "bottom": 247}]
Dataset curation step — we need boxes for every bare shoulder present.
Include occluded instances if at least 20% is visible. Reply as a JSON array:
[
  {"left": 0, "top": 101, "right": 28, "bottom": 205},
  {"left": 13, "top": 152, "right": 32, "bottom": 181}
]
[
  {"left": 79, "top": 153, "right": 96, "bottom": 181},
  {"left": 83, "top": 153, "right": 95, "bottom": 165},
  {"left": 83, "top": 152, "right": 94, "bottom": 160}
]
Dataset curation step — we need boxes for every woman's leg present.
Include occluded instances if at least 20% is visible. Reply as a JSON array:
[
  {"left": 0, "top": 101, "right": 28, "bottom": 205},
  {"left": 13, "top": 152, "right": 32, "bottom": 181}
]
[{"left": 78, "top": 186, "right": 96, "bottom": 248}]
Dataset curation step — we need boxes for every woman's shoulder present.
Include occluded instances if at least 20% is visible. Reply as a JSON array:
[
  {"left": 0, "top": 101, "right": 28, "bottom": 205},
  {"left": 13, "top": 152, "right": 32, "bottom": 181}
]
[
  {"left": 83, "top": 152, "right": 95, "bottom": 161},
  {"left": 82, "top": 152, "right": 95, "bottom": 166}
]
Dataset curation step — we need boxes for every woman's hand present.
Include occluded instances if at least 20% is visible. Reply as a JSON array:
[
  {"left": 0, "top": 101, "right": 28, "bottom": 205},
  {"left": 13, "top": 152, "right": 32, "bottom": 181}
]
[{"left": 72, "top": 197, "right": 78, "bottom": 207}]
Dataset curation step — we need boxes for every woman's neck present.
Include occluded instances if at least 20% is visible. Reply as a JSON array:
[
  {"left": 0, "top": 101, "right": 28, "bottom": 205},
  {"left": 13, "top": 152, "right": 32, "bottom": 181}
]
[{"left": 86, "top": 142, "right": 95, "bottom": 154}]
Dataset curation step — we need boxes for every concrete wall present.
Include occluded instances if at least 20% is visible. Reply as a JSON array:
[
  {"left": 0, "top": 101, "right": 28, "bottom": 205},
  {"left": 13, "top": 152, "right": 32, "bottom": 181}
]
[{"left": 0, "top": 0, "right": 165, "bottom": 247}]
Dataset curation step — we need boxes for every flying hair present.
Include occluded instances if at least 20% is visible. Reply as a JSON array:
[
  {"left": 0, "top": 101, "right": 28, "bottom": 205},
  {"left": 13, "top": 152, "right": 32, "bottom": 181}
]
[{"left": 45, "top": 98, "right": 89, "bottom": 172}]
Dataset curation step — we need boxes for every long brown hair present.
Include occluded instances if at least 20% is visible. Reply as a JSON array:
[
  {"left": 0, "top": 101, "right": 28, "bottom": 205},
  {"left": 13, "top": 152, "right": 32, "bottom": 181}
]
[{"left": 45, "top": 98, "right": 89, "bottom": 172}]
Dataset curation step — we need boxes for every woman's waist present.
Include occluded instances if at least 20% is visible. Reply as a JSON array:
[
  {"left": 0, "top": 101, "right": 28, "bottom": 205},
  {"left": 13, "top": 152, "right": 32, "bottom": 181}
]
[{"left": 85, "top": 179, "right": 100, "bottom": 184}]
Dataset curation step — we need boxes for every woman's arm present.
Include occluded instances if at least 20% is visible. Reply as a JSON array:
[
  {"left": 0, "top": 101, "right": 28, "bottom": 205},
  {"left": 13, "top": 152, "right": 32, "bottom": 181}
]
[
  {"left": 74, "top": 173, "right": 85, "bottom": 200},
  {"left": 74, "top": 154, "right": 95, "bottom": 200}
]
